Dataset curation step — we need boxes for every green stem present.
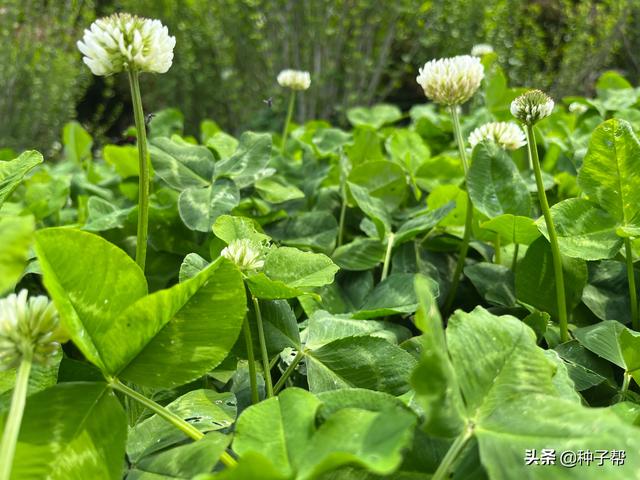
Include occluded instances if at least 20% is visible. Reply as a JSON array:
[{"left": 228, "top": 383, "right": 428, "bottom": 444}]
[
  {"left": 443, "top": 106, "right": 474, "bottom": 314},
  {"left": 242, "top": 317, "right": 259, "bottom": 404},
  {"left": 432, "top": 423, "right": 474, "bottom": 480},
  {"left": 381, "top": 233, "right": 395, "bottom": 282},
  {"left": 273, "top": 350, "right": 305, "bottom": 394},
  {"left": 494, "top": 234, "right": 501, "bottom": 264},
  {"left": 0, "top": 351, "right": 32, "bottom": 480},
  {"left": 625, "top": 238, "right": 639, "bottom": 330},
  {"left": 124, "top": 383, "right": 145, "bottom": 426},
  {"left": 110, "top": 378, "right": 237, "bottom": 468},
  {"left": 526, "top": 125, "right": 568, "bottom": 342},
  {"left": 511, "top": 243, "right": 520, "bottom": 273},
  {"left": 449, "top": 106, "right": 470, "bottom": 173},
  {"left": 281, "top": 91, "right": 296, "bottom": 153},
  {"left": 337, "top": 152, "right": 350, "bottom": 249},
  {"left": 127, "top": 69, "right": 150, "bottom": 272},
  {"left": 111, "top": 378, "right": 202, "bottom": 439},
  {"left": 269, "top": 354, "right": 279, "bottom": 370},
  {"left": 252, "top": 296, "right": 273, "bottom": 398},
  {"left": 444, "top": 199, "right": 473, "bottom": 314},
  {"left": 622, "top": 371, "right": 631, "bottom": 394},
  {"left": 337, "top": 183, "right": 347, "bottom": 248}
]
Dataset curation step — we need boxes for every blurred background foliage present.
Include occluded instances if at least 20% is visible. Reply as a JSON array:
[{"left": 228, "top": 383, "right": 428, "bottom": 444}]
[{"left": 0, "top": 0, "right": 637, "bottom": 152}]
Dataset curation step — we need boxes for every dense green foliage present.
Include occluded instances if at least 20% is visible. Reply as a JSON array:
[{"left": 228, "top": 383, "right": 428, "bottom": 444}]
[
  {"left": 0, "top": 1, "right": 93, "bottom": 153},
  {"left": 426, "top": 0, "right": 630, "bottom": 94},
  {"left": 2, "top": 0, "right": 639, "bottom": 151},
  {"left": 2, "top": 48, "right": 640, "bottom": 477}
]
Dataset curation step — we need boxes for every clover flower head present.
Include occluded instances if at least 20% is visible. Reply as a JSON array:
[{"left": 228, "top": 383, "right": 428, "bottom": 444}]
[
  {"left": 77, "top": 13, "right": 176, "bottom": 76},
  {"left": 568, "top": 102, "right": 588, "bottom": 115},
  {"left": 468, "top": 122, "right": 526, "bottom": 151},
  {"left": 0, "top": 290, "right": 62, "bottom": 370},
  {"left": 416, "top": 55, "right": 484, "bottom": 106},
  {"left": 471, "top": 44, "right": 494, "bottom": 57},
  {"left": 221, "top": 239, "right": 265, "bottom": 272},
  {"left": 277, "top": 69, "right": 311, "bottom": 91},
  {"left": 510, "top": 90, "right": 554, "bottom": 125}
]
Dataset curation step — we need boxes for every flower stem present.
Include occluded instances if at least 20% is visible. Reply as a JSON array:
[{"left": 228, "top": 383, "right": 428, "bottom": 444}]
[
  {"left": 511, "top": 243, "right": 520, "bottom": 273},
  {"left": 252, "top": 296, "right": 273, "bottom": 398},
  {"left": 432, "top": 423, "right": 474, "bottom": 480},
  {"left": 526, "top": 125, "right": 568, "bottom": 342},
  {"left": 270, "top": 354, "right": 279, "bottom": 370},
  {"left": 337, "top": 183, "right": 347, "bottom": 248},
  {"left": 494, "top": 234, "right": 501, "bottom": 264},
  {"left": 127, "top": 70, "right": 151, "bottom": 272},
  {"left": 444, "top": 105, "right": 473, "bottom": 314},
  {"left": 242, "top": 317, "right": 259, "bottom": 404},
  {"left": 337, "top": 152, "right": 350, "bottom": 249},
  {"left": 624, "top": 238, "right": 639, "bottom": 330},
  {"left": 449, "top": 106, "right": 470, "bottom": 172},
  {"left": 622, "top": 371, "right": 631, "bottom": 394},
  {"left": 381, "top": 233, "right": 395, "bottom": 282},
  {"left": 273, "top": 350, "right": 305, "bottom": 394},
  {"left": 281, "top": 92, "right": 296, "bottom": 153},
  {"left": 0, "top": 351, "right": 33, "bottom": 480},
  {"left": 110, "top": 378, "right": 237, "bottom": 467}
]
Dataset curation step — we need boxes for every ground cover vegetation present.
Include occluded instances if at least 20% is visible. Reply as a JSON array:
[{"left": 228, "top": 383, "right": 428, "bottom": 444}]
[{"left": 2, "top": 7, "right": 640, "bottom": 480}]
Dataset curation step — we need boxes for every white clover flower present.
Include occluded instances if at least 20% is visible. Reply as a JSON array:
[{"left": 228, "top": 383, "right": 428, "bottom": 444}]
[
  {"left": 510, "top": 90, "right": 555, "bottom": 125},
  {"left": 77, "top": 13, "right": 176, "bottom": 76},
  {"left": 277, "top": 69, "right": 311, "bottom": 91},
  {"left": 468, "top": 122, "right": 526, "bottom": 151},
  {"left": 0, "top": 290, "right": 63, "bottom": 370},
  {"left": 471, "top": 44, "right": 494, "bottom": 57},
  {"left": 221, "top": 239, "right": 265, "bottom": 272},
  {"left": 416, "top": 55, "right": 484, "bottom": 106},
  {"left": 568, "top": 102, "right": 588, "bottom": 115}
]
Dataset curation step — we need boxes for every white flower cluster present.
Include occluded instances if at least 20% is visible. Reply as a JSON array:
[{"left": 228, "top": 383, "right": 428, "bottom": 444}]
[
  {"left": 416, "top": 55, "right": 484, "bottom": 106},
  {"left": 0, "top": 290, "right": 62, "bottom": 370},
  {"left": 468, "top": 122, "right": 526, "bottom": 150},
  {"left": 510, "top": 90, "right": 555, "bottom": 125},
  {"left": 277, "top": 69, "right": 311, "bottom": 91},
  {"left": 568, "top": 102, "right": 588, "bottom": 115},
  {"left": 221, "top": 239, "right": 265, "bottom": 272},
  {"left": 471, "top": 44, "right": 494, "bottom": 57},
  {"left": 77, "top": 13, "right": 176, "bottom": 76}
]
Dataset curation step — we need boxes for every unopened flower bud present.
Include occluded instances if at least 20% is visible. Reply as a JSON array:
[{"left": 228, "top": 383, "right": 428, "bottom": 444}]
[
  {"left": 568, "top": 102, "right": 588, "bottom": 115},
  {"left": 511, "top": 90, "right": 554, "bottom": 125},
  {"left": 221, "top": 239, "right": 265, "bottom": 272},
  {"left": 0, "top": 290, "right": 63, "bottom": 369}
]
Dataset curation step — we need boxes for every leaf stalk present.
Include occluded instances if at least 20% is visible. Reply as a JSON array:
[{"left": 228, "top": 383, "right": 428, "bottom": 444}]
[
  {"left": 381, "top": 233, "right": 395, "bottom": 282},
  {"left": 273, "top": 350, "right": 305, "bottom": 394},
  {"left": 252, "top": 296, "right": 274, "bottom": 397},
  {"left": 432, "top": 422, "right": 474, "bottom": 480},
  {"left": 110, "top": 377, "right": 237, "bottom": 468},
  {"left": 624, "top": 237, "right": 639, "bottom": 330},
  {"left": 242, "top": 316, "right": 260, "bottom": 404}
]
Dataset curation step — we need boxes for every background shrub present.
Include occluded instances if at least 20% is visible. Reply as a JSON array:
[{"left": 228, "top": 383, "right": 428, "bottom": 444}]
[
  {"left": 0, "top": 0, "right": 93, "bottom": 152},
  {"left": 1, "top": 0, "right": 638, "bottom": 151}
]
